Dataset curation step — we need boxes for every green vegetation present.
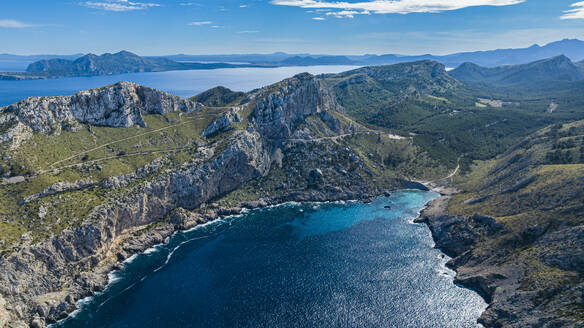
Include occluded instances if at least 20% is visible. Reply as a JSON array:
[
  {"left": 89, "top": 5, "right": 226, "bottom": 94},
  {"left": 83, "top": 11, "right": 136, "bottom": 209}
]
[
  {"left": 448, "top": 120, "right": 584, "bottom": 323},
  {"left": 0, "top": 106, "right": 231, "bottom": 253},
  {"left": 323, "top": 61, "right": 584, "bottom": 170},
  {"left": 190, "top": 86, "right": 247, "bottom": 107}
]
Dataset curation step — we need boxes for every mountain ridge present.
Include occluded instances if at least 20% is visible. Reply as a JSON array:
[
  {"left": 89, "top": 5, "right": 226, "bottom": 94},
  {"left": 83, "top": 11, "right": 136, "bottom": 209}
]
[
  {"left": 0, "top": 59, "right": 584, "bottom": 327},
  {"left": 450, "top": 55, "right": 584, "bottom": 87},
  {"left": 3, "top": 39, "right": 584, "bottom": 80}
]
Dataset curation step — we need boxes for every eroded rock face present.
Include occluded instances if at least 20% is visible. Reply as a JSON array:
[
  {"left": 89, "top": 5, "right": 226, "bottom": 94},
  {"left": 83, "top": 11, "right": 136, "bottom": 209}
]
[
  {"left": 251, "top": 73, "right": 343, "bottom": 140},
  {"left": 201, "top": 107, "right": 242, "bottom": 137},
  {"left": 0, "top": 130, "right": 270, "bottom": 327},
  {"left": 0, "top": 75, "right": 347, "bottom": 327},
  {"left": 1, "top": 81, "right": 202, "bottom": 137}
]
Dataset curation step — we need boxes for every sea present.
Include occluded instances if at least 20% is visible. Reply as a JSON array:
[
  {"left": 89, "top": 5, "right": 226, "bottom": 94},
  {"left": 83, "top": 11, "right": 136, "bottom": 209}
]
[
  {"left": 52, "top": 191, "right": 486, "bottom": 328},
  {"left": 0, "top": 64, "right": 358, "bottom": 106}
]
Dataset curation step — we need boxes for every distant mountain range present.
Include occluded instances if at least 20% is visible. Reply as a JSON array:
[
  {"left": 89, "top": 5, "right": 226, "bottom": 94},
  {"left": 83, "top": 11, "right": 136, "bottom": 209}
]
[
  {"left": 450, "top": 55, "right": 584, "bottom": 88},
  {"left": 0, "top": 51, "right": 263, "bottom": 79},
  {"left": 2, "top": 38, "right": 584, "bottom": 80},
  {"left": 158, "top": 39, "right": 584, "bottom": 68}
]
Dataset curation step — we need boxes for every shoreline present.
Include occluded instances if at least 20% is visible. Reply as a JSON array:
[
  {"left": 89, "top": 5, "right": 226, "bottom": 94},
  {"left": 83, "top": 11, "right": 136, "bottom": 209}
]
[
  {"left": 50, "top": 187, "right": 447, "bottom": 327},
  {"left": 414, "top": 181, "right": 502, "bottom": 327}
]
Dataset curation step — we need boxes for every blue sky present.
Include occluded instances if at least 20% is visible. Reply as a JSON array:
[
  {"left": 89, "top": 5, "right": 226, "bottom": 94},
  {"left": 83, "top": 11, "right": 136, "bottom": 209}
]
[{"left": 1, "top": 0, "right": 583, "bottom": 55}]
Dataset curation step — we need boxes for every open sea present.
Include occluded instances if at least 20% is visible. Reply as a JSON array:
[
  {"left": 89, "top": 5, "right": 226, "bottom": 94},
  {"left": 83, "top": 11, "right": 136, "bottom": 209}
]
[
  {"left": 52, "top": 191, "right": 486, "bottom": 328},
  {"left": 0, "top": 65, "right": 359, "bottom": 106}
]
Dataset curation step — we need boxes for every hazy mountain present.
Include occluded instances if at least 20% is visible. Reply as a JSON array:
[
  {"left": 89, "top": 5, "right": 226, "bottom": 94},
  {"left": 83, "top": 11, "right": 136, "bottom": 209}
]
[
  {"left": 4, "top": 38, "right": 584, "bottom": 80},
  {"left": 279, "top": 56, "right": 357, "bottom": 66},
  {"left": 165, "top": 38, "right": 584, "bottom": 68},
  {"left": 450, "top": 55, "right": 584, "bottom": 87},
  {"left": 10, "top": 51, "right": 256, "bottom": 79},
  {"left": 26, "top": 51, "right": 187, "bottom": 76}
]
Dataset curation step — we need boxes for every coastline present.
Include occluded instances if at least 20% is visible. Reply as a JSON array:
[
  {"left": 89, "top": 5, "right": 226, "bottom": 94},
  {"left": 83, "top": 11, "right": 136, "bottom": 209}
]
[
  {"left": 44, "top": 187, "right": 401, "bottom": 327},
  {"left": 414, "top": 181, "right": 504, "bottom": 327},
  {"left": 52, "top": 186, "right": 470, "bottom": 327}
]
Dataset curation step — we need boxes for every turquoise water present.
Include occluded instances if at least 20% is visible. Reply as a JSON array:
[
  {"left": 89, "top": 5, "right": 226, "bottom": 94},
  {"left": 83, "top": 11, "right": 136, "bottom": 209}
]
[
  {"left": 0, "top": 65, "right": 358, "bottom": 106},
  {"left": 54, "top": 190, "right": 486, "bottom": 328}
]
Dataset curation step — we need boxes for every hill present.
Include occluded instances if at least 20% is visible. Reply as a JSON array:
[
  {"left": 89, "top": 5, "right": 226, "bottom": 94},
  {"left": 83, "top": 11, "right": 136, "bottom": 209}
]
[
  {"left": 420, "top": 121, "right": 584, "bottom": 326},
  {"left": 322, "top": 58, "right": 584, "bottom": 165},
  {"left": 25, "top": 51, "right": 185, "bottom": 76},
  {"left": 279, "top": 55, "right": 357, "bottom": 66},
  {"left": 1, "top": 51, "right": 257, "bottom": 79},
  {"left": 1, "top": 61, "right": 584, "bottom": 327},
  {"left": 190, "top": 86, "right": 247, "bottom": 107},
  {"left": 450, "top": 55, "right": 584, "bottom": 87}
]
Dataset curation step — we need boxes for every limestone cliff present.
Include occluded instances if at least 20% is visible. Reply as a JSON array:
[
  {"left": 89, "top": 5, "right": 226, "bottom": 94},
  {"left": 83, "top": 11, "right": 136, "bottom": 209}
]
[
  {"left": 250, "top": 73, "right": 343, "bottom": 140},
  {"left": 0, "top": 81, "right": 202, "bottom": 137},
  {"left": 0, "top": 74, "right": 358, "bottom": 327},
  {"left": 0, "top": 130, "right": 270, "bottom": 326}
]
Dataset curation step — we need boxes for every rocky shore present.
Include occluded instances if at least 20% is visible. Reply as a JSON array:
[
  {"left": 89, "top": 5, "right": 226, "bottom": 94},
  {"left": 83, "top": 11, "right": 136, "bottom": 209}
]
[
  {"left": 0, "top": 73, "right": 441, "bottom": 327},
  {"left": 416, "top": 185, "right": 584, "bottom": 327}
]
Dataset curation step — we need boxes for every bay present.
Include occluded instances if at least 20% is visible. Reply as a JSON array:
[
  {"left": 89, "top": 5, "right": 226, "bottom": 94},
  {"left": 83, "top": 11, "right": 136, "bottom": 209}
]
[
  {"left": 54, "top": 191, "right": 487, "bottom": 328},
  {"left": 0, "top": 65, "right": 359, "bottom": 107}
]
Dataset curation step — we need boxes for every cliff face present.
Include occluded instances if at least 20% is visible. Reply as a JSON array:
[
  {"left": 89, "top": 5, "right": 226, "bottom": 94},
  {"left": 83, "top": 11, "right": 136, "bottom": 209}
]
[
  {"left": 1, "top": 81, "right": 202, "bottom": 137},
  {"left": 251, "top": 73, "right": 343, "bottom": 140},
  {"left": 0, "top": 73, "right": 357, "bottom": 327},
  {"left": 0, "top": 128, "right": 271, "bottom": 326}
]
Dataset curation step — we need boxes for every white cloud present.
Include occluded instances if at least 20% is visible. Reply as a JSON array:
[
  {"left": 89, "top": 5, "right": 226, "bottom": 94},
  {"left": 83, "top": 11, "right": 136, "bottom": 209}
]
[
  {"left": 240, "top": 4, "right": 249, "bottom": 7},
  {"left": 312, "top": 17, "right": 326, "bottom": 20},
  {"left": 0, "top": 19, "right": 35, "bottom": 28},
  {"left": 188, "top": 21, "right": 213, "bottom": 26},
  {"left": 238, "top": 30, "right": 259, "bottom": 33},
  {"left": 326, "top": 10, "right": 370, "bottom": 18},
  {"left": 79, "top": 0, "right": 160, "bottom": 12},
  {"left": 561, "top": 1, "right": 584, "bottom": 19},
  {"left": 271, "top": 0, "right": 525, "bottom": 18},
  {"left": 211, "top": 25, "right": 224, "bottom": 28}
]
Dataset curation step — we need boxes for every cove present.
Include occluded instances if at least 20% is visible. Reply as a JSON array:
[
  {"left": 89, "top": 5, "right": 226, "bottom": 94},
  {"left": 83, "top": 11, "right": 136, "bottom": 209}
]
[{"left": 53, "top": 190, "right": 486, "bottom": 328}]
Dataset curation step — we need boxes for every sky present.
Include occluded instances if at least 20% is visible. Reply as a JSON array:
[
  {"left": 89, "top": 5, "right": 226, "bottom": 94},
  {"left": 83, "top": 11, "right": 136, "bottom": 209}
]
[{"left": 0, "top": 0, "right": 583, "bottom": 55}]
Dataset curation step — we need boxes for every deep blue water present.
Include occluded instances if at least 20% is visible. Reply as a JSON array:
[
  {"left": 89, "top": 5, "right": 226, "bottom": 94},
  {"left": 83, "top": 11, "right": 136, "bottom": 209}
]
[
  {"left": 0, "top": 65, "right": 358, "bottom": 107},
  {"left": 53, "top": 191, "right": 486, "bottom": 328}
]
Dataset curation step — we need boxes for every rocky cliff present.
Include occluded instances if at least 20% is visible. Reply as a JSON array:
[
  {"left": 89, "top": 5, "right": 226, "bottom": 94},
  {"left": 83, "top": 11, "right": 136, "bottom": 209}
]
[
  {"left": 250, "top": 73, "right": 343, "bottom": 140},
  {"left": 0, "top": 73, "right": 397, "bottom": 327},
  {"left": 0, "top": 81, "right": 201, "bottom": 137},
  {"left": 416, "top": 121, "right": 584, "bottom": 327}
]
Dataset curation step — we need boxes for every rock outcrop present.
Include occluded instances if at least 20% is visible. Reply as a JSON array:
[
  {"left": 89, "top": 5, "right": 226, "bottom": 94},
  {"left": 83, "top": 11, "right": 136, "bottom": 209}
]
[
  {"left": 250, "top": 73, "right": 343, "bottom": 140},
  {"left": 20, "top": 179, "right": 97, "bottom": 204},
  {"left": 201, "top": 107, "right": 242, "bottom": 137},
  {"left": 0, "top": 81, "right": 202, "bottom": 137}
]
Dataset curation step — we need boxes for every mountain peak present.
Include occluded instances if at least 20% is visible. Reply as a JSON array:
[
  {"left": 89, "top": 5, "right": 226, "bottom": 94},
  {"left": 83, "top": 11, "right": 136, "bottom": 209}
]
[
  {"left": 113, "top": 50, "right": 140, "bottom": 57},
  {"left": 451, "top": 55, "right": 584, "bottom": 87}
]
